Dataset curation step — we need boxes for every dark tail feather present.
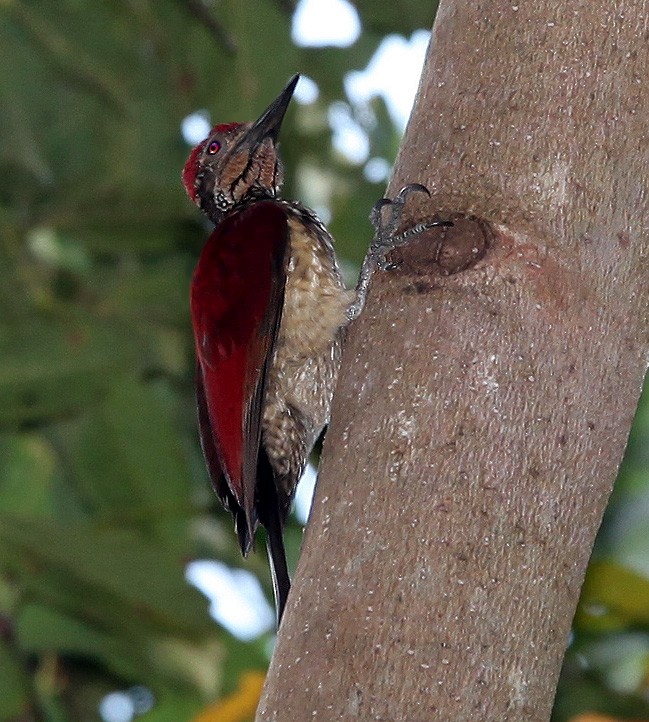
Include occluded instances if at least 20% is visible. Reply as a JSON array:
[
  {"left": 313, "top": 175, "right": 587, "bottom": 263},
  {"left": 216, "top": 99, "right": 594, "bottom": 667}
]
[
  {"left": 257, "top": 450, "right": 291, "bottom": 624},
  {"left": 265, "top": 505, "right": 290, "bottom": 624}
]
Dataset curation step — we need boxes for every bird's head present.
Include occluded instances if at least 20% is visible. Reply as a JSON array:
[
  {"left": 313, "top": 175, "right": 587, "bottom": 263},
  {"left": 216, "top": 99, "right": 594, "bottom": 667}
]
[{"left": 182, "top": 75, "right": 299, "bottom": 223}]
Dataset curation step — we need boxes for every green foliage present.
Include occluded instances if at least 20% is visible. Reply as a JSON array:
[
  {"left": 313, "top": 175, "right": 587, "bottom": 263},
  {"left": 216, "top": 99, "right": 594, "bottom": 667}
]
[{"left": 0, "top": 0, "right": 647, "bottom": 721}]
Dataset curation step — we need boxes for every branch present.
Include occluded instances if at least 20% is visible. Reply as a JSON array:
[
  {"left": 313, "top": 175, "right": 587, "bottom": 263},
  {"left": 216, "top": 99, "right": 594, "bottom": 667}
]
[
  {"left": 182, "top": 0, "right": 237, "bottom": 55},
  {"left": 257, "top": 1, "right": 649, "bottom": 719}
]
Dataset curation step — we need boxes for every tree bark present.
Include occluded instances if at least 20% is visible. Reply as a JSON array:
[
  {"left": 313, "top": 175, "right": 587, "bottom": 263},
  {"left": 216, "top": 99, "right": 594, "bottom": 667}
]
[{"left": 257, "top": 1, "right": 649, "bottom": 720}]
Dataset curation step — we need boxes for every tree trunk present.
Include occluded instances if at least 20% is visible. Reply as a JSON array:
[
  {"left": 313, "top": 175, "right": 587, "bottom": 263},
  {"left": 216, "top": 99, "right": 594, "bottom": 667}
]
[{"left": 256, "top": 1, "right": 649, "bottom": 720}]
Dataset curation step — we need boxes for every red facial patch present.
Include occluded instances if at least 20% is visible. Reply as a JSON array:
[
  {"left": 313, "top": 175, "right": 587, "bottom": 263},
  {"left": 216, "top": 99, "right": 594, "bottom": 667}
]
[
  {"left": 211, "top": 122, "right": 240, "bottom": 135},
  {"left": 182, "top": 143, "right": 203, "bottom": 204},
  {"left": 182, "top": 123, "right": 243, "bottom": 205}
]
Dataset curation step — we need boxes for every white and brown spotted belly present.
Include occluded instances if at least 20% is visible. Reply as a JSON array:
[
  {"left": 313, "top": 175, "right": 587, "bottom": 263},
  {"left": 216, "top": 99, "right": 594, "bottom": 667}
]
[{"left": 261, "top": 203, "right": 353, "bottom": 516}]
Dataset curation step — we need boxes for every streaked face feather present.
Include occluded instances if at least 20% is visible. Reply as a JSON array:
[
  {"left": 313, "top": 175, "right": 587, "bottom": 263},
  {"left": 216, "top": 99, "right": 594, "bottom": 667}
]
[{"left": 182, "top": 123, "right": 283, "bottom": 223}]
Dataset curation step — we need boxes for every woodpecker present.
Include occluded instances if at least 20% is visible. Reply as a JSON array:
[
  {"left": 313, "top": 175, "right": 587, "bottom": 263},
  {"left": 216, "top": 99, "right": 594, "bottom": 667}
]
[
  {"left": 183, "top": 74, "right": 451, "bottom": 624},
  {"left": 183, "top": 75, "right": 353, "bottom": 622}
]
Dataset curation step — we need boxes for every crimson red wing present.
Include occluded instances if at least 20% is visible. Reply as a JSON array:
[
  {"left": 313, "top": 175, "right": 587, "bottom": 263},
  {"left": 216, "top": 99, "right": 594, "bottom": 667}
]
[{"left": 190, "top": 201, "right": 289, "bottom": 553}]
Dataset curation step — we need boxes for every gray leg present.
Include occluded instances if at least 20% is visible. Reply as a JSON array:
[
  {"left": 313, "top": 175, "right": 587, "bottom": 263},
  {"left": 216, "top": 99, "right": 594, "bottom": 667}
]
[{"left": 348, "top": 184, "right": 451, "bottom": 320}]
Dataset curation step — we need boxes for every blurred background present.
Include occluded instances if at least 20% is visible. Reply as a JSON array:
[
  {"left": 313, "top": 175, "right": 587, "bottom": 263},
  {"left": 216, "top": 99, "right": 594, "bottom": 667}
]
[{"left": 0, "top": 1, "right": 648, "bottom": 721}]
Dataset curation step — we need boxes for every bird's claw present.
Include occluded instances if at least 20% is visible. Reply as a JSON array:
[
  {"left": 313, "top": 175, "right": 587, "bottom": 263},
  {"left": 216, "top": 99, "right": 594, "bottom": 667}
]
[
  {"left": 396, "top": 182, "right": 431, "bottom": 202},
  {"left": 369, "top": 183, "right": 449, "bottom": 268},
  {"left": 370, "top": 183, "right": 432, "bottom": 239},
  {"left": 348, "top": 184, "right": 451, "bottom": 321}
]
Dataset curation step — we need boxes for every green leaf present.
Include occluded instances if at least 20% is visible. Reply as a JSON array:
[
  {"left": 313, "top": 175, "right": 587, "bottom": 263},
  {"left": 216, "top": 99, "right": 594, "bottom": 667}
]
[
  {"left": 0, "top": 638, "right": 31, "bottom": 720},
  {"left": 0, "top": 433, "right": 57, "bottom": 517},
  {"left": 90, "top": 257, "right": 192, "bottom": 325},
  {"left": 0, "top": 518, "right": 213, "bottom": 636},
  {"left": 16, "top": 603, "right": 139, "bottom": 676},
  {"left": 355, "top": 0, "right": 437, "bottom": 35},
  {"left": 577, "top": 561, "right": 649, "bottom": 629},
  {"left": 0, "top": 316, "right": 158, "bottom": 425},
  {"left": 63, "top": 377, "right": 195, "bottom": 542},
  {"left": 134, "top": 693, "right": 202, "bottom": 722},
  {"left": 6, "top": 2, "right": 128, "bottom": 115}
]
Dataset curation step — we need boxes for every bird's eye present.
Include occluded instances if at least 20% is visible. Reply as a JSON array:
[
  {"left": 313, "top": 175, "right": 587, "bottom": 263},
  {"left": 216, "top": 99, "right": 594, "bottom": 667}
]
[{"left": 207, "top": 140, "right": 221, "bottom": 155}]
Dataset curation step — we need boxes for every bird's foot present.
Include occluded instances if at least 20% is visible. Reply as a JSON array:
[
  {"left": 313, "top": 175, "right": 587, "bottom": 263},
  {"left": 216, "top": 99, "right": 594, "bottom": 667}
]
[
  {"left": 348, "top": 184, "right": 452, "bottom": 320},
  {"left": 369, "top": 184, "right": 435, "bottom": 270}
]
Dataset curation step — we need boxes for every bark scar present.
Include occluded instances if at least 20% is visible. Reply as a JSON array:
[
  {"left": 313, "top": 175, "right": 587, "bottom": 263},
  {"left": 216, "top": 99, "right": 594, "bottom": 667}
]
[{"left": 385, "top": 214, "right": 493, "bottom": 277}]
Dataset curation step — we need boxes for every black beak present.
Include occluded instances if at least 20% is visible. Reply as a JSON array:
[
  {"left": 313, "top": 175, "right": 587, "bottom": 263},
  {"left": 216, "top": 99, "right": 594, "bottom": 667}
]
[{"left": 245, "top": 74, "right": 299, "bottom": 146}]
